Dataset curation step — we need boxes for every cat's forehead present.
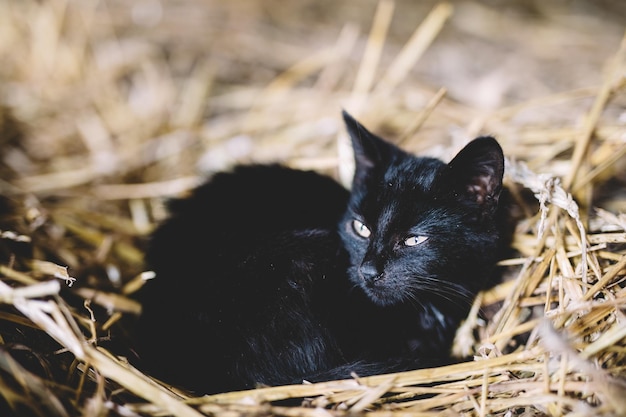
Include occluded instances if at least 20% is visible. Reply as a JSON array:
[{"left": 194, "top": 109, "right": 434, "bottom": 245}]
[
  {"left": 381, "top": 157, "right": 445, "bottom": 192},
  {"left": 350, "top": 156, "right": 449, "bottom": 223}
]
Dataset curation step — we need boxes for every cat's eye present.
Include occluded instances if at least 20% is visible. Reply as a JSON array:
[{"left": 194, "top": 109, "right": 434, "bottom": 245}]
[
  {"left": 403, "top": 235, "right": 428, "bottom": 247},
  {"left": 351, "top": 219, "right": 371, "bottom": 238}
]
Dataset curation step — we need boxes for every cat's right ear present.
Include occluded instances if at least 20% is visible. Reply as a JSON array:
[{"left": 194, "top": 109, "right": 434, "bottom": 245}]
[{"left": 342, "top": 111, "right": 392, "bottom": 182}]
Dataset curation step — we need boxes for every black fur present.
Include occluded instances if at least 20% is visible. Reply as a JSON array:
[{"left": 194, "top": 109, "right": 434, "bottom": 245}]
[{"left": 132, "top": 111, "right": 506, "bottom": 394}]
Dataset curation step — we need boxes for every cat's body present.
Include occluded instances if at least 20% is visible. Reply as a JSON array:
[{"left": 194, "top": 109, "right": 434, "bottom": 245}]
[{"left": 133, "top": 112, "right": 506, "bottom": 394}]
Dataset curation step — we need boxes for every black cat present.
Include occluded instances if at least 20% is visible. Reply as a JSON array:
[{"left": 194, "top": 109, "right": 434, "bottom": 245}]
[{"left": 132, "top": 111, "right": 506, "bottom": 394}]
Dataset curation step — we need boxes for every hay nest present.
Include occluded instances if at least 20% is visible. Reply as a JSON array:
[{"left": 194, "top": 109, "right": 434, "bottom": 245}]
[{"left": 1, "top": 1, "right": 626, "bottom": 416}]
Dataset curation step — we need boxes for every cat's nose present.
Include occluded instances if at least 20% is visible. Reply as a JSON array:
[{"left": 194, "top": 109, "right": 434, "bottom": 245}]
[{"left": 359, "top": 262, "right": 382, "bottom": 283}]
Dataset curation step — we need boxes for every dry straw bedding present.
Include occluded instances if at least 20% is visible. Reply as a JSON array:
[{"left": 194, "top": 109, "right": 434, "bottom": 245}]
[{"left": 0, "top": 1, "right": 625, "bottom": 416}]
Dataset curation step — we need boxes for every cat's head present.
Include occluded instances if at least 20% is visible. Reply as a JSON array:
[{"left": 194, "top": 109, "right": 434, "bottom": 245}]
[{"left": 339, "top": 111, "right": 504, "bottom": 309}]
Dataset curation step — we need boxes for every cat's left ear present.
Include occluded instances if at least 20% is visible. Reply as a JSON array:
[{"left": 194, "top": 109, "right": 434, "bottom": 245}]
[
  {"left": 447, "top": 136, "right": 504, "bottom": 213},
  {"left": 342, "top": 110, "right": 395, "bottom": 171},
  {"left": 342, "top": 110, "right": 397, "bottom": 187}
]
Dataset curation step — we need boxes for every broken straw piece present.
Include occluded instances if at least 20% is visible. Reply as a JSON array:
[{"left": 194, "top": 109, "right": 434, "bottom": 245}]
[{"left": 506, "top": 158, "right": 588, "bottom": 283}]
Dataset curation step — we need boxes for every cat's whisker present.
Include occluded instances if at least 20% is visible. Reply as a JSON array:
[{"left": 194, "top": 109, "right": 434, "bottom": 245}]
[
  {"left": 407, "top": 276, "right": 476, "bottom": 307},
  {"left": 401, "top": 289, "right": 427, "bottom": 311}
]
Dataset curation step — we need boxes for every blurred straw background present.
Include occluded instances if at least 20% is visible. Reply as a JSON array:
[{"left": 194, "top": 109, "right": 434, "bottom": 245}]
[{"left": 0, "top": 0, "right": 626, "bottom": 416}]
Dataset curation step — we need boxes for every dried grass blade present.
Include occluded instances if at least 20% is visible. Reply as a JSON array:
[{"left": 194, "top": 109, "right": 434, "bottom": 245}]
[
  {"left": 170, "top": 59, "right": 215, "bottom": 128},
  {"left": 490, "top": 248, "right": 553, "bottom": 337},
  {"left": 398, "top": 87, "right": 447, "bottom": 144},
  {"left": 583, "top": 255, "right": 626, "bottom": 302},
  {"left": 0, "top": 265, "right": 38, "bottom": 286},
  {"left": 351, "top": 0, "right": 395, "bottom": 102},
  {"left": 573, "top": 142, "right": 626, "bottom": 193},
  {"left": 338, "top": 0, "right": 395, "bottom": 187},
  {"left": 563, "top": 30, "right": 626, "bottom": 191},
  {"left": 315, "top": 23, "right": 360, "bottom": 91},
  {"left": 349, "top": 376, "right": 396, "bottom": 412},
  {"left": 84, "top": 347, "right": 205, "bottom": 417},
  {"left": 199, "top": 349, "right": 540, "bottom": 406},
  {"left": 375, "top": 2, "right": 453, "bottom": 93},
  {"left": 0, "top": 348, "right": 70, "bottom": 417},
  {"left": 93, "top": 176, "right": 200, "bottom": 200}
]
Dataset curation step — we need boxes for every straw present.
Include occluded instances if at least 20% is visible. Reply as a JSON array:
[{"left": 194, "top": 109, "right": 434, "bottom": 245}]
[{"left": 0, "top": 0, "right": 625, "bottom": 415}]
